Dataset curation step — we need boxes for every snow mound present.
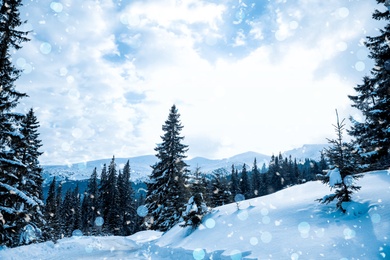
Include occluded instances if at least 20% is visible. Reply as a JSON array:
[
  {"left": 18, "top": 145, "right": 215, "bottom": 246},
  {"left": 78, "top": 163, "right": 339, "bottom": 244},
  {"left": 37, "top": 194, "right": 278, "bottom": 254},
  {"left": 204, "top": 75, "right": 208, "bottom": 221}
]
[{"left": 0, "top": 170, "right": 389, "bottom": 259}]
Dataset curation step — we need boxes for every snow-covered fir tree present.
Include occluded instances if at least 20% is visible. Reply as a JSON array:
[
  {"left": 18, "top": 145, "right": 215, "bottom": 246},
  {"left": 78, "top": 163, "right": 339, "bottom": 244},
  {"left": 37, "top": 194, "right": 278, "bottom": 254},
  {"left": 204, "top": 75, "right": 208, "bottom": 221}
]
[
  {"left": 210, "top": 169, "right": 231, "bottom": 207},
  {"left": 251, "top": 158, "right": 261, "bottom": 197},
  {"left": 318, "top": 111, "right": 362, "bottom": 212},
  {"left": 17, "top": 109, "right": 45, "bottom": 235},
  {"left": 0, "top": 0, "right": 45, "bottom": 247},
  {"left": 81, "top": 167, "right": 99, "bottom": 235},
  {"left": 105, "top": 156, "right": 121, "bottom": 235},
  {"left": 117, "top": 160, "right": 136, "bottom": 235},
  {"left": 348, "top": 0, "right": 390, "bottom": 169},
  {"left": 230, "top": 164, "right": 239, "bottom": 199},
  {"left": 239, "top": 164, "right": 251, "bottom": 199},
  {"left": 181, "top": 193, "right": 209, "bottom": 230},
  {"left": 144, "top": 105, "right": 189, "bottom": 232}
]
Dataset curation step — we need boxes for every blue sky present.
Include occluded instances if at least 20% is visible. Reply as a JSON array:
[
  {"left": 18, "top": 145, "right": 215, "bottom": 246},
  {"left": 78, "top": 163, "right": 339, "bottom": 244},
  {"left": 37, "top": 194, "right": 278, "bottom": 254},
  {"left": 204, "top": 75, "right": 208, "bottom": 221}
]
[{"left": 14, "top": 0, "right": 386, "bottom": 165}]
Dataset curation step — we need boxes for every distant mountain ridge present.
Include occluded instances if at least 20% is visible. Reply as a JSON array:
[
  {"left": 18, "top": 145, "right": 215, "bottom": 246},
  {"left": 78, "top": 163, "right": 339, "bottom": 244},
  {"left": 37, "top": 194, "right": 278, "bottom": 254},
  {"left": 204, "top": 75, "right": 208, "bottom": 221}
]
[{"left": 42, "top": 144, "right": 328, "bottom": 183}]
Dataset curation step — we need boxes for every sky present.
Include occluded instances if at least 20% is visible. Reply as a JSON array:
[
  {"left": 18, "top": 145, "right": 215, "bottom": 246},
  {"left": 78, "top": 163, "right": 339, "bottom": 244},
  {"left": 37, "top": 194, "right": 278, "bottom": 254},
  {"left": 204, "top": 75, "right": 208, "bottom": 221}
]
[{"left": 12, "top": 0, "right": 387, "bottom": 165}]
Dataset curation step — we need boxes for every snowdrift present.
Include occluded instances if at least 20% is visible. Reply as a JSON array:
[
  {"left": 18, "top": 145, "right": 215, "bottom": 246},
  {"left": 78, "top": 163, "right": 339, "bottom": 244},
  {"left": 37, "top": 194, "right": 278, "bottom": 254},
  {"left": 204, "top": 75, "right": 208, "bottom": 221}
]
[{"left": 1, "top": 170, "right": 389, "bottom": 259}]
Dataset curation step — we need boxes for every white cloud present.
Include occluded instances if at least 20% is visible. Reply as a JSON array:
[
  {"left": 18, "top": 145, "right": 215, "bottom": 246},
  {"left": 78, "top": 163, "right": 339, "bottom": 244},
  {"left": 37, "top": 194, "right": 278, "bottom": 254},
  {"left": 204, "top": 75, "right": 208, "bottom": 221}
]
[{"left": 13, "top": 0, "right": 384, "bottom": 164}]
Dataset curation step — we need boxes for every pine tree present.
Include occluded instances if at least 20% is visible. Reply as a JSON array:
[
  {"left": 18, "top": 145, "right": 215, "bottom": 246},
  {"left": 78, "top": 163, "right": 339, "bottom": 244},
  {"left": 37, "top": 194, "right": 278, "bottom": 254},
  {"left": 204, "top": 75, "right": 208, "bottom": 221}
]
[
  {"left": 230, "top": 164, "right": 239, "bottom": 199},
  {"left": 98, "top": 164, "right": 108, "bottom": 221},
  {"left": 259, "top": 171, "right": 268, "bottom": 196},
  {"left": 210, "top": 169, "right": 231, "bottom": 207},
  {"left": 348, "top": 1, "right": 390, "bottom": 169},
  {"left": 318, "top": 110, "right": 362, "bottom": 212},
  {"left": 0, "top": 0, "right": 37, "bottom": 247},
  {"left": 144, "top": 105, "right": 189, "bottom": 232},
  {"left": 60, "top": 189, "right": 73, "bottom": 237},
  {"left": 268, "top": 154, "right": 283, "bottom": 193},
  {"left": 55, "top": 183, "right": 63, "bottom": 240},
  {"left": 105, "top": 156, "right": 121, "bottom": 235},
  {"left": 72, "top": 184, "right": 81, "bottom": 232},
  {"left": 117, "top": 160, "right": 136, "bottom": 235},
  {"left": 43, "top": 177, "right": 57, "bottom": 241},
  {"left": 239, "top": 164, "right": 251, "bottom": 199},
  {"left": 251, "top": 158, "right": 261, "bottom": 197},
  {"left": 17, "top": 109, "right": 45, "bottom": 237},
  {"left": 188, "top": 166, "right": 208, "bottom": 202},
  {"left": 81, "top": 167, "right": 99, "bottom": 235}
]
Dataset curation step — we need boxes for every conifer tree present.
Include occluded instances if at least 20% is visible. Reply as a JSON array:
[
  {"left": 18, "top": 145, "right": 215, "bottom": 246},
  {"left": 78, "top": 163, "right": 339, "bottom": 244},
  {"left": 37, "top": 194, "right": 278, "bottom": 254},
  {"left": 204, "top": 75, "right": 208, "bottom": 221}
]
[
  {"left": 189, "top": 166, "right": 208, "bottom": 202},
  {"left": 268, "top": 155, "right": 283, "bottom": 192},
  {"left": 0, "top": 0, "right": 40, "bottom": 247},
  {"left": 348, "top": 1, "right": 390, "bottom": 169},
  {"left": 117, "top": 160, "right": 136, "bottom": 235},
  {"left": 105, "top": 156, "right": 121, "bottom": 235},
  {"left": 230, "top": 164, "right": 239, "bottom": 199},
  {"left": 144, "top": 105, "right": 189, "bottom": 232},
  {"left": 43, "top": 177, "right": 57, "bottom": 241},
  {"left": 17, "top": 109, "right": 44, "bottom": 235},
  {"left": 72, "top": 184, "right": 81, "bottom": 232},
  {"left": 239, "top": 164, "right": 251, "bottom": 199},
  {"left": 98, "top": 164, "right": 108, "bottom": 220},
  {"left": 318, "top": 111, "right": 362, "bottom": 212},
  {"left": 55, "top": 183, "right": 63, "bottom": 240},
  {"left": 60, "top": 189, "right": 73, "bottom": 237},
  {"left": 81, "top": 167, "right": 99, "bottom": 235},
  {"left": 259, "top": 171, "right": 268, "bottom": 196},
  {"left": 210, "top": 169, "right": 231, "bottom": 207},
  {"left": 251, "top": 158, "right": 261, "bottom": 197},
  {"left": 181, "top": 193, "right": 208, "bottom": 230}
]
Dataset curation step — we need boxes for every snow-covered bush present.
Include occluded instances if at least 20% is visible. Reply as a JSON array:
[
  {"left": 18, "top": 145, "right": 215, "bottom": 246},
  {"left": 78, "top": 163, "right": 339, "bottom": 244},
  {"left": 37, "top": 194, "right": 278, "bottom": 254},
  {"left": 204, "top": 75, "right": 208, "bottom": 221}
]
[
  {"left": 19, "top": 224, "right": 42, "bottom": 245},
  {"left": 181, "top": 193, "right": 209, "bottom": 229}
]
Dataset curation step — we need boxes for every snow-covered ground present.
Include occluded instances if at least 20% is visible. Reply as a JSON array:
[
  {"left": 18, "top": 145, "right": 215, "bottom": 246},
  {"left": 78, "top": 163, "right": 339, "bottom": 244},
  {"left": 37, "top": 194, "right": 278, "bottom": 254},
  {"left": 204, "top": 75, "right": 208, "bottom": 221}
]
[{"left": 1, "top": 170, "right": 389, "bottom": 259}]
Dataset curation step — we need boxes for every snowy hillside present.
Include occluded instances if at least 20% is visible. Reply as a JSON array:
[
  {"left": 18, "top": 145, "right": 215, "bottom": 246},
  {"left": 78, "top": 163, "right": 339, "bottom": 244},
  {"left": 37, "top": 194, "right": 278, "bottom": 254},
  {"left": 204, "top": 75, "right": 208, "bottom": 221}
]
[
  {"left": 42, "top": 144, "right": 326, "bottom": 182},
  {"left": 2, "top": 169, "right": 389, "bottom": 259}
]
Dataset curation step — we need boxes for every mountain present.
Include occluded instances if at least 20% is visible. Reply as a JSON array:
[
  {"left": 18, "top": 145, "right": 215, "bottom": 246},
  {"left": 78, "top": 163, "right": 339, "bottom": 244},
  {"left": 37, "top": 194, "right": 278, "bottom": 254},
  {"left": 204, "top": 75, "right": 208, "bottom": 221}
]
[
  {"left": 41, "top": 144, "right": 327, "bottom": 183},
  {"left": 283, "top": 143, "right": 328, "bottom": 161},
  {"left": 2, "top": 170, "right": 388, "bottom": 259}
]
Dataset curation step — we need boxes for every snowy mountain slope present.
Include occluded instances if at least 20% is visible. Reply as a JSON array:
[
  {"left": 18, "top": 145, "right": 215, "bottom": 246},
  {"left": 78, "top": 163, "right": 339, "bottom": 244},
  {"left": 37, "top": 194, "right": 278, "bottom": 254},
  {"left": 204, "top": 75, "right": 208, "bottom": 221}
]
[
  {"left": 42, "top": 144, "right": 326, "bottom": 182},
  {"left": 1, "top": 169, "right": 389, "bottom": 259},
  {"left": 282, "top": 144, "right": 329, "bottom": 162}
]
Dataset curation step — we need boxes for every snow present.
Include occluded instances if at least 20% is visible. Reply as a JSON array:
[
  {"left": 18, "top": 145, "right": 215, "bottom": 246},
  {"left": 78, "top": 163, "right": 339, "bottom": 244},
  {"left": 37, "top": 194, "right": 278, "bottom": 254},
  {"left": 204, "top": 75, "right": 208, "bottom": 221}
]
[
  {"left": 326, "top": 167, "right": 342, "bottom": 187},
  {"left": 1, "top": 170, "right": 389, "bottom": 259}
]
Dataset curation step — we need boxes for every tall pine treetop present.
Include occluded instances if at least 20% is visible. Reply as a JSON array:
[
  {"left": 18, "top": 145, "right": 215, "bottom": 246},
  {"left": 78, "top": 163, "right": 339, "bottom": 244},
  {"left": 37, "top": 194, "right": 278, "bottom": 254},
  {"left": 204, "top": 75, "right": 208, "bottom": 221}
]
[
  {"left": 155, "top": 104, "right": 188, "bottom": 162},
  {"left": 144, "top": 104, "right": 189, "bottom": 232}
]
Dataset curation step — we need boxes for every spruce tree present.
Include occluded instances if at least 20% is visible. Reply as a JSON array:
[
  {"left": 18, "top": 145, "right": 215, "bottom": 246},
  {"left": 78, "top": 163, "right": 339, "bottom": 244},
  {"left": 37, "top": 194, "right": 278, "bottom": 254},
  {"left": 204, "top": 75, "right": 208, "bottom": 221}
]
[
  {"left": 210, "top": 169, "right": 231, "bottom": 207},
  {"left": 60, "top": 189, "right": 73, "bottom": 237},
  {"left": 55, "top": 183, "right": 63, "bottom": 240},
  {"left": 98, "top": 163, "right": 108, "bottom": 219},
  {"left": 0, "top": 0, "right": 38, "bottom": 247},
  {"left": 117, "top": 160, "right": 136, "bottom": 235},
  {"left": 230, "top": 164, "right": 239, "bottom": 199},
  {"left": 348, "top": 1, "right": 390, "bottom": 169},
  {"left": 105, "top": 156, "right": 121, "bottom": 235},
  {"left": 181, "top": 193, "right": 208, "bottom": 230},
  {"left": 144, "top": 105, "right": 189, "bottom": 232},
  {"left": 17, "top": 109, "right": 45, "bottom": 236},
  {"left": 81, "top": 167, "right": 99, "bottom": 235},
  {"left": 43, "top": 177, "right": 57, "bottom": 241},
  {"left": 239, "top": 164, "right": 251, "bottom": 199},
  {"left": 318, "top": 111, "right": 362, "bottom": 212},
  {"left": 251, "top": 158, "right": 261, "bottom": 197}
]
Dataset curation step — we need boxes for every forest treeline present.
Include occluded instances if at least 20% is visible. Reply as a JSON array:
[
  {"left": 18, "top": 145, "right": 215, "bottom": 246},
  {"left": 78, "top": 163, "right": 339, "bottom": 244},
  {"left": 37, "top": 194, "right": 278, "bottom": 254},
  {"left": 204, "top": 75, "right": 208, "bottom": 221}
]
[{"left": 42, "top": 150, "right": 328, "bottom": 240}]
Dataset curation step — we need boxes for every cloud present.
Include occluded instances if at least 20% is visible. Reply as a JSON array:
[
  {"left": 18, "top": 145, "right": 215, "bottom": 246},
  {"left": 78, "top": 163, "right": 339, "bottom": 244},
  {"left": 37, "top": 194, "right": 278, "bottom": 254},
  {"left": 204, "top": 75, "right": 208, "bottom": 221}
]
[{"left": 13, "top": 0, "right": 384, "bottom": 165}]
